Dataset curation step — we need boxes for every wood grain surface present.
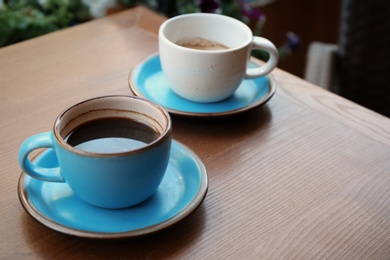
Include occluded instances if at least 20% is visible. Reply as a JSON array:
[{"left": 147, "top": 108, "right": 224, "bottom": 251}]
[{"left": 1, "top": 6, "right": 390, "bottom": 260}]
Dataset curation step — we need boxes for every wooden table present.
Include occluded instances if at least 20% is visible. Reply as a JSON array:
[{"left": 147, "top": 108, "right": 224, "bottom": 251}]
[{"left": 1, "top": 6, "right": 390, "bottom": 259}]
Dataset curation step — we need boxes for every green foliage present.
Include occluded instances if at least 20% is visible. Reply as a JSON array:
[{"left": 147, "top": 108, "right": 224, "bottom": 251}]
[
  {"left": 0, "top": 0, "right": 299, "bottom": 60},
  {"left": 0, "top": 0, "right": 90, "bottom": 47},
  {"left": 175, "top": 0, "right": 198, "bottom": 15},
  {"left": 219, "top": 0, "right": 243, "bottom": 20}
]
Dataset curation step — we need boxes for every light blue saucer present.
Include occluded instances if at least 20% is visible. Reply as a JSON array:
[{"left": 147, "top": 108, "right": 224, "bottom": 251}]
[
  {"left": 128, "top": 54, "right": 276, "bottom": 117},
  {"left": 18, "top": 141, "right": 208, "bottom": 239}
]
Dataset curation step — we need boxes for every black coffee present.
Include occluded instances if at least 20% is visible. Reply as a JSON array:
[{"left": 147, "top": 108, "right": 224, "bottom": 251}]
[{"left": 65, "top": 118, "right": 160, "bottom": 153}]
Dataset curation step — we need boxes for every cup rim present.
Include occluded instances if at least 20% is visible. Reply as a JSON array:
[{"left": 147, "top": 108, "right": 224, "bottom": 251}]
[
  {"left": 159, "top": 12, "right": 253, "bottom": 53},
  {"left": 53, "top": 95, "right": 172, "bottom": 158}
]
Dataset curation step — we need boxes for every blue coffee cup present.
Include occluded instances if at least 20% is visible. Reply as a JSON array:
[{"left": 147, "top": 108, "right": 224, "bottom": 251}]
[{"left": 19, "top": 95, "right": 172, "bottom": 209}]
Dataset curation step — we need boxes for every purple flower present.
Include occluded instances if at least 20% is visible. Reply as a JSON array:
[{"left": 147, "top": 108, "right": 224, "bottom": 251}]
[
  {"left": 241, "top": 4, "right": 265, "bottom": 22},
  {"left": 236, "top": 0, "right": 265, "bottom": 22},
  {"left": 286, "top": 31, "right": 300, "bottom": 51}
]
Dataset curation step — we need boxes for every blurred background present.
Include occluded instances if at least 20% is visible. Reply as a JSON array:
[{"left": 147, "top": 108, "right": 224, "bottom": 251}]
[{"left": 1, "top": 0, "right": 389, "bottom": 117}]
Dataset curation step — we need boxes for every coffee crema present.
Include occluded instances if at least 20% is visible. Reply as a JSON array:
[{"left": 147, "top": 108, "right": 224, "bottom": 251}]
[
  {"left": 65, "top": 117, "right": 160, "bottom": 154},
  {"left": 175, "top": 36, "right": 229, "bottom": 50}
]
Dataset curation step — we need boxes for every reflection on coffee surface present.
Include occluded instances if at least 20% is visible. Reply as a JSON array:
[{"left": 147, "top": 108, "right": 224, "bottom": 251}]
[
  {"left": 66, "top": 118, "right": 160, "bottom": 153},
  {"left": 175, "top": 36, "right": 229, "bottom": 50}
]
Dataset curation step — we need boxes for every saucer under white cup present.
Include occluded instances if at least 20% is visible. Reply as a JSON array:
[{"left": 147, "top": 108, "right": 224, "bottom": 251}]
[{"left": 129, "top": 54, "right": 277, "bottom": 117}]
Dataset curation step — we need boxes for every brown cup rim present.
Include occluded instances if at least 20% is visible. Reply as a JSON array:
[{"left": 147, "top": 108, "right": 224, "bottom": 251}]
[{"left": 53, "top": 95, "right": 172, "bottom": 158}]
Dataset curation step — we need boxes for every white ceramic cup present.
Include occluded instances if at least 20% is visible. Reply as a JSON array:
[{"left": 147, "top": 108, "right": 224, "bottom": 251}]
[{"left": 159, "top": 13, "right": 279, "bottom": 103}]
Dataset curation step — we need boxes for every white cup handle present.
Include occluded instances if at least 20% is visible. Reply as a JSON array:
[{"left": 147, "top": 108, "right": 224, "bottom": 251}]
[{"left": 246, "top": 36, "right": 279, "bottom": 79}]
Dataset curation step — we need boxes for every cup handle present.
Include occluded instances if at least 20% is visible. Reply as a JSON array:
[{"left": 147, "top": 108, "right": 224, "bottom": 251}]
[
  {"left": 18, "top": 132, "right": 64, "bottom": 182},
  {"left": 245, "top": 36, "right": 279, "bottom": 79}
]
